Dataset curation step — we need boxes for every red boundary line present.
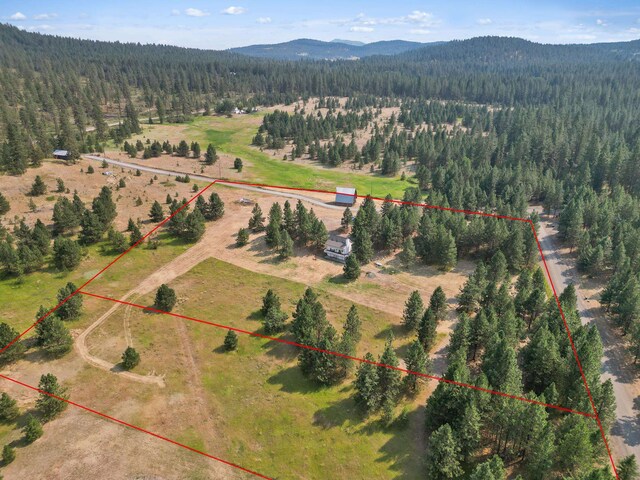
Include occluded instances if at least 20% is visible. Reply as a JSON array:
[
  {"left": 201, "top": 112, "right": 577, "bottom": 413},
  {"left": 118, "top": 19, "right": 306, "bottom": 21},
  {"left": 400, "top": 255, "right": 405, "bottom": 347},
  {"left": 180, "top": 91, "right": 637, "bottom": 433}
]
[
  {"left": 78, "top": 289, "right": 595, "bottom": 418},
  {"left": 0, "top": 178, "right": 618, "bottom": 479}
]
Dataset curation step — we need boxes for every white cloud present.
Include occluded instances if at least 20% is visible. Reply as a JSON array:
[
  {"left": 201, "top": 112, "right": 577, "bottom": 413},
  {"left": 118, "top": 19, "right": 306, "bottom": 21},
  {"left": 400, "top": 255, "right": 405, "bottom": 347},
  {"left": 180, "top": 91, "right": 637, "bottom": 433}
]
[
  {"left": 171, "top": 9, "right": 181, "bottom": 16},
  {"left": 477, "top": 18, "right": 492, "bottom": 25},
  {"left": 257, "top": 17, "right": 271, "bottom": 24},
  {"left": 185, "top": 8, "right": 210, "bottom": 17},
  {"left": 34, "top": 13, "right": 58, "bottom": 20},
  {"left": 222, "top": 6, "right": 247, "bottom": 15},
  {"left": 410, "top": 29, "right": 431, "bottom": 35},
  {"left": 407, "top": 11, "right": 432, "bottom": 23},
  {"left": 350, "top": 26, "right": 374, "bottom": 32},
  {"left": 596, "top": 19, "right": 607, "bottom": 26},
  {"left": 10, "top": 12, "right": 27, "bottom": 21}
]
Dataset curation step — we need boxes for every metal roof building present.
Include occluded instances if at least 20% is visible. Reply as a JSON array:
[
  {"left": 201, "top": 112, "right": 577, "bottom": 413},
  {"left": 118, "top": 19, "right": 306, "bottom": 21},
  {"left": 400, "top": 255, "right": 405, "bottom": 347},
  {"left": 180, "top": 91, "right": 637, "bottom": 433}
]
[{"left": 335, "top": 187, "right": 357, "bottom": 206}]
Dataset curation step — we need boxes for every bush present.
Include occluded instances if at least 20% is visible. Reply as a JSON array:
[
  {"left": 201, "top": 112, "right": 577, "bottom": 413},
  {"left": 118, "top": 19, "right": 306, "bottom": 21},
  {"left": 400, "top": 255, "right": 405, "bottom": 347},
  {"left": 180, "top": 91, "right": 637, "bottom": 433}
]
[
  {"left": 22, "top": 415, "right": 43, "bottom": 444},
  {"left": 234, "top": 158, "right": 243, "bottom": 171},
  {"left": 87, "top": 165, "right": 95, "bottom": 174},
  {"left": 2, "top": 444, "right": 15, "bottom": 465},
  {"left": 121, "top": 346, "right": 140, "bottom": 370},
  {"left": 224, "top": 330, "right": 238, "bottom": 351},
  {"left": 0, "top": 393, "right": 19, "bottom": 422}
]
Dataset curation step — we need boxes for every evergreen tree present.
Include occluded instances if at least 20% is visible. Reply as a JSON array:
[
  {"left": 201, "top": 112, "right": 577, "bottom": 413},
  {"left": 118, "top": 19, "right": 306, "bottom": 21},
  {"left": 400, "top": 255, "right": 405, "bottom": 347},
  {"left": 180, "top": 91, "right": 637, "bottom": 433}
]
[
  {"left": 204, "top": 144, "right": 218, "bottom": 165},
  {"left": 418, "top": 308, "right": 438, "bottom": 352},
  {"left": 343, "top": 254, "right": 361, "bottom": 280},
  {"left": 248, "top": 204, "right": 265, "bottom": 232},
  {"left": 2, "top": 444, "right": 15, "bottom": 465},
  {"left": 22, "top": 415, "right": 43, "bottom": 444},
  {"left": 34, "top": 315, "right": 73, "bottom": 356},
  {"left": 556, "top": 416, "right": 594, "bottom": 477},
  {"left": 55, "top": 283, "right": 82, "bottom": 320},
  {"left": 426, "top": 424, "right": 464, "bottom": 480},
  {"left": 618, "top": 455, "right": 639, "bottom": 480},
  {"left": 35, "top": 373, "right": 68, "bottom": 421},
  {"left": 344, "top": 305, "right": 362, "bottom": 344},
  {"left": 429, "top": 286, "right": 448, "bottom": 321},
  {"left": 53, "top": 237, "right": 82, "bottom": 271},
  {"left": 224, "top": 330, "right": 238, "bottom": 351},
  {"left": 0, "top": 323, "right": 25, "bottom": 364},
  {"left": 399, "top": 236, "right": 417, "bottom": 268},
  {"left": 183, "top": 209, "right": 206, "bottom": 242},
  {"left": 403, "top": 339, "right": 429, "bottom": 393},
  {"left": 402, "top": 291, "right": 424, "bottom": 331},
  {"left": 354, "top": 352, "right": 380, "bottom": 412},
  {"left": 0, "top": 393, "right": 19, "bottom": 422},
  {"left": 149, "top": 200, "right": 164, "bottom": 222},
  {"left": 129, "top": 223, "right": 143, "bottom": 246},
  {"left": 155, "top": 284, "right": 177, "bottom": 311},
  {"left": 30, "top": 175, "right": 47, "bottom": 196},
  {"left": 457, "top": 401, "right": 482, "bottom": 461},
  {"left": 236, "top": 229, "right": 249, "bottom": 249},
  {"left": 341, "top": 207, "right": 353, "bottom": 233},
  {"left": 468, "top": 456, "right": 506, "bottom": 480},
  {"left": 0, "top": 192, "right": 10, "bottom": 215},
  {"left": 279, "top": 230, "right": 294, "bottom": 259},
  {"left": 121, "top": 346, "right": 140, "bottom": 370}
]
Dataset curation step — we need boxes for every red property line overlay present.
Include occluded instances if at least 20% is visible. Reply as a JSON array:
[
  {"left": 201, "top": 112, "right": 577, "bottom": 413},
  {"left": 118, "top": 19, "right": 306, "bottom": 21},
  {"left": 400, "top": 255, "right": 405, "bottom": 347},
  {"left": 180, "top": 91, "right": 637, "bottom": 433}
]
[
  {"left": 0, "top": 178, "right": 618, "bottom": 479},
  {"left": 79, "top": 289, "right": 595, "bottom": 419}
]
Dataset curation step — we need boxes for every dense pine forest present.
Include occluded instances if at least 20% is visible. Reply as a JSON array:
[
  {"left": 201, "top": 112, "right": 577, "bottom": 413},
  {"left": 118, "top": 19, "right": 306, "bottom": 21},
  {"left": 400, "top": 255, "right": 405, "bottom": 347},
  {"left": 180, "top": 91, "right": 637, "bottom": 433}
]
[{"left": 1, "top": 22, "right": 640, "bottom": 479}]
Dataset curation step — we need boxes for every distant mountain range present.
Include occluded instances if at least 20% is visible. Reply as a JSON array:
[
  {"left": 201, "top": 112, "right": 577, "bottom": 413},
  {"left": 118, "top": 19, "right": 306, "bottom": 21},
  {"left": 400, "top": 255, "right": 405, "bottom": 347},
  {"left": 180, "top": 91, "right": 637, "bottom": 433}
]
[
  {"left": 228, "top": 36, "right": 640, "bottom": 62},
  {"left": 229, "top": 38, "right": 443, "bottom": 60}
]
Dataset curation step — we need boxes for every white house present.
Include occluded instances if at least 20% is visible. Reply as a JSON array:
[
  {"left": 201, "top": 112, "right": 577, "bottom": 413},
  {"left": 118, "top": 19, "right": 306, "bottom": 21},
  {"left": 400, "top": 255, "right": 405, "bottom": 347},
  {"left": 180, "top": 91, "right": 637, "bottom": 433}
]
[{"left": 324, "top": 235, "right": 352, "bottom": 263}]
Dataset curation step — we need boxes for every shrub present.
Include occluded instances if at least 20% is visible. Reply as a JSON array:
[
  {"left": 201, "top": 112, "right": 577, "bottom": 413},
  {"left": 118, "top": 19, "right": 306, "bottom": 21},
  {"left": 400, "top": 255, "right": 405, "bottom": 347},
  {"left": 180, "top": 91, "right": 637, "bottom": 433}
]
[{"left": 121, "top": 347, "right": 140, "bottom": 370}]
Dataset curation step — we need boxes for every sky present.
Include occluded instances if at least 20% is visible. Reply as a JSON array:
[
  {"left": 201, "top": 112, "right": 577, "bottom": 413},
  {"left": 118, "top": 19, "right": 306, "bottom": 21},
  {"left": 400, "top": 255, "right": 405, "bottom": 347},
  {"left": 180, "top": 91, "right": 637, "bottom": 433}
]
[{"left": 2, "top": 0, "right": 640, "bottom": 49}]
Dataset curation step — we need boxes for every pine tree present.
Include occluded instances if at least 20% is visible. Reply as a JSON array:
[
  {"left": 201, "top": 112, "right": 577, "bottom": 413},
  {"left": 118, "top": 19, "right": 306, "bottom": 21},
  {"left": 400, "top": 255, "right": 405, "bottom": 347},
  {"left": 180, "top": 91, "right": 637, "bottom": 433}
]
[
  {"left": 618, "top": 455, "right": 639, "bottom": 480},
  {"left": 0, "top": 322, "right": 25, "bottom": 364},
  {"left": 418, "top": 308, "right": 438, "bottom": 352},
  {"left": 351, "top": 218, "right": 373, "bottom": 264},
  {"left": 22, "top": 415, "right": 43, "bottom": 444},
  {"left": 34, "top": 314, "right": 73, "bottom": 356},
  {"left": 36, "top": 373, "right": 68, "bottom": 421},
  {"left": 341, "top": 207, "right": 353, "bottom": 233},
  {"left": 458, "top": 401, "right": 482, "bottom": 461},
  {"left": 403, "top": 340, "right": 429, "bottom": 393},
  {"left": 354, "top": 353, "right": 380, "bottom": 412},
  {"left": 205, "top": 193, "right": 225, "bottom": 220},
  {"left": 155, "top": 284, "right": 177, "bottom": 311},
  {"left": 30, "top": 175, "right": 47, "bottom": 196},
  {"left": 2, "top": 444, "right": 15, "bottom": 464},
  {"left": 224, "top": 330, "right": 238, "bottom": 351},
  {"left": 0, "top": 392, "right": 19, "bottom": 422},
  {"left": 53, "top": 237, "right": 82, "bottom": 271},
  {"left": 279, "top": 230, "right": 294, "bottom": 259},
  {"left": 149, "top": 201, "right": 164, "bottom": 222},
  {"left": 426, "top": 424, "right": 464, "bottom": 480},
  {"left": 121, "top": 346, "right": 140, "bottom": 370},
  {"left": 55, "top": 283, "right": 82, "bottom": 320},
  {"left": 204, "top": 144, "right": 218, "bottom": 165},
  {"left": 468, "top": 456, "right": 506, "bottom": 480},
  {"left": 236, "top": 228, "right": 249, "bottom": 247},
  {"left": 129, "top": 223, "right": 143, "bottom": 246},
  {"left": 399, "top": 236, "right": 417, "bottom": 268},
  {"left": 343, "top": 254, "right": 361, "bottom": 280},
  {"left": 377, "top": 337, "right": 401, "bottom": 403},
  {"left": 429, "top": 286, "right": 448, "bottom": 321},
  {"left": 402, "top": 291, "right": 424, "bottom": 331},
  {"left": 0, "top": 192, "right": 10, "bottom": 215},
  {"left": 248, "top": 204, "right": 265, "bottom": 232},
  {"left": 344, "top": 305, "right": 362, "bottom": 344},
  {"left": 183, "top": 209, "right": 206, "bottom": 242},
  {"left": 556, "top": 415, "right": 594, "bottom": 477}
]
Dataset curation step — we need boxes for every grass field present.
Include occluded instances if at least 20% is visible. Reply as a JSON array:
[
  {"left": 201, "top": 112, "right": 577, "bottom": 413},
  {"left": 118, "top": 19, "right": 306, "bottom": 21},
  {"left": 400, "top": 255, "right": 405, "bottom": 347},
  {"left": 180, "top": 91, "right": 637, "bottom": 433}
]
[
  {"left": 0, "top": 232, "right": 192, "bottom": 334},
  {"left": 87, "top": 258, "right": 427, "bottom": 479},
  {"left": 127, "top": 113, "right": 413, "bottom": 199}
]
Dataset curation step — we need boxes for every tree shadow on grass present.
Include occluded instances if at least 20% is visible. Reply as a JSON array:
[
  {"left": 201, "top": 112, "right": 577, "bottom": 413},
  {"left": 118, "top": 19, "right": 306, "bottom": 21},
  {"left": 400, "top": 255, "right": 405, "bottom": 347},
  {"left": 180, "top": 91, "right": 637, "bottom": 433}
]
[
  {"left": 261, "top": 333, "right": 298, "bottom": 362},
  {"left": 374, "top": 323, "right": 408, "bottom": 341},
  {"left": 326, "top": 275, "right": 350, "bottom": 286},
  {"left": 267, "top": 365, "right": 321, "bottom": 395},
  {"left": 375, "top": 406, "right": 426, "bottom": 478},
  {"left": 312, "top": 395, "right": 366, "bottom": 430}
]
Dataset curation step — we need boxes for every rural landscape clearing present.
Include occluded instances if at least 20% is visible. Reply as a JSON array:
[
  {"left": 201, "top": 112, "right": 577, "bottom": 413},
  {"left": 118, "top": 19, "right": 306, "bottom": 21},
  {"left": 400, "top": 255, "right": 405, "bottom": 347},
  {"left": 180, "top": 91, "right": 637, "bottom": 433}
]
[{"left": 1, "top": 3, "right": 640, "bottom": 479}]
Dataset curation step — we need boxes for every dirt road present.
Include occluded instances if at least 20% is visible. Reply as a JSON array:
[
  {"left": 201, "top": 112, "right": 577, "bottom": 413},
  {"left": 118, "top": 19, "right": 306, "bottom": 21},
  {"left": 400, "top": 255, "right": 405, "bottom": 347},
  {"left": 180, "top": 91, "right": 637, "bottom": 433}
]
[
  {"left": 535, "top": 212, "right": 640, "bottom": 462},
  {"left": 82, "top": 155, "right": 344, "bottom": 211}
]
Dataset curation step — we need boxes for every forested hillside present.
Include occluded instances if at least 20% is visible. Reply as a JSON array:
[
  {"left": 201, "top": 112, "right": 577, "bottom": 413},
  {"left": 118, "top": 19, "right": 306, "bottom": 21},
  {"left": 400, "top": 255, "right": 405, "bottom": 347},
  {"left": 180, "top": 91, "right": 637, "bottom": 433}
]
[{"left": 2, "top": 21, "right": 640, "bottom": 479}]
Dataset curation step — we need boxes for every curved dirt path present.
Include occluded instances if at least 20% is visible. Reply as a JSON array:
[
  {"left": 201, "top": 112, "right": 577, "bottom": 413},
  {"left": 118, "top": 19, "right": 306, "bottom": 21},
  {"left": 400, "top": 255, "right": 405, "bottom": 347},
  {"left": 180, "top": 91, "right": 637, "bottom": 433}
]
[{"left": 75, "top": 175, "right": 344, "bottom": 385}]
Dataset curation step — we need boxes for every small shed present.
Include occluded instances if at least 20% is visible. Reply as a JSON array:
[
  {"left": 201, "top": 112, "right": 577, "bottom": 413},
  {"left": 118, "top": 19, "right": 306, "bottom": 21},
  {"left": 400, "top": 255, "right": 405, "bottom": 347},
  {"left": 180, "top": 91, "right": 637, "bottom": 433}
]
[
  {"left": 335, "top": 187, "right": 357, "bottom": 206},
  {"left": 53, "top": 149, "right": 69, "bottom": 160}
]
